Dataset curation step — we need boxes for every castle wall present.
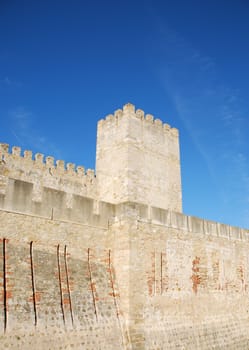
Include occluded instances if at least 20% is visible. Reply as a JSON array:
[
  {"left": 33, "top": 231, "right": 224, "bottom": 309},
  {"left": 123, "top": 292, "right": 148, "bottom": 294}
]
[
  {"left": 0, "top": 158, "right": 129, "bottom": 349},
  {"left": 110, "top": 203, "right": 249, "bottom": 349},
  {"left": 1, "top": 189, "right": 249, "bottom": 349},
  {"left": 1, "top": 102, "right": 249, "bottom": 349}
]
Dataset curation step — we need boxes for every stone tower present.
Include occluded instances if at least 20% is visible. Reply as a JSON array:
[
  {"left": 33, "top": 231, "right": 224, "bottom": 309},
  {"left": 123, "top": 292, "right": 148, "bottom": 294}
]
[{"left": 96, "top": 103, "right": 182, "bottom": 212}]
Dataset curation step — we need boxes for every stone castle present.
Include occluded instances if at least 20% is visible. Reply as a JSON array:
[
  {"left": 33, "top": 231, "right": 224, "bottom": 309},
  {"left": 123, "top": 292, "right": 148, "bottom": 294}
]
[{"left": 0, "top": 103, "right": 249, "bottom": 349}]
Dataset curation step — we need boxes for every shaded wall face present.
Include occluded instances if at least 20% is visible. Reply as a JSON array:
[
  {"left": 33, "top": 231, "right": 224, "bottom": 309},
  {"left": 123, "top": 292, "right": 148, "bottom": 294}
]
[{"left": 0, "top": 178, "right": 115, "bottom": 229}]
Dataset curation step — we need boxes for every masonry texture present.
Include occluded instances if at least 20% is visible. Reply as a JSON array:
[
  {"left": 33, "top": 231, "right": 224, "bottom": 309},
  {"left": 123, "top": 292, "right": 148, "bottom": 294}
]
[{"left": 0, "top": 103, "right": 249, "bottom": 349}]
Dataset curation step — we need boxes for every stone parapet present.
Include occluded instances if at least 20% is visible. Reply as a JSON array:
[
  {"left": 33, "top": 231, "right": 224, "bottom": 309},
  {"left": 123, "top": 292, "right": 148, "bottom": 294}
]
[
  {"left": 114, "top": 202, "right": 249, "bottom": 242},
  {"left": 0, "top": 143, "right": 97, "bottom": 199},
  {"left": 98, "top": 103, "right": 178, "bottom": 138}
]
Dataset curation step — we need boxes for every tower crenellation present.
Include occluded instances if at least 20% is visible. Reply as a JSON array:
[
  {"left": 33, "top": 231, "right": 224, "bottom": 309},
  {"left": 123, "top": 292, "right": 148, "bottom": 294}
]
[{"left": 99, "top": 103, "right": 178, "bottom": 139}]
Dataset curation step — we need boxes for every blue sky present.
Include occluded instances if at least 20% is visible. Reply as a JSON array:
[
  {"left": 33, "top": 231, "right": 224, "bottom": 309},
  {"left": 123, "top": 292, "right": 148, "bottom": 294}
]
[{"left": 0, "top": 0, "right": 249, "bottom": 228}]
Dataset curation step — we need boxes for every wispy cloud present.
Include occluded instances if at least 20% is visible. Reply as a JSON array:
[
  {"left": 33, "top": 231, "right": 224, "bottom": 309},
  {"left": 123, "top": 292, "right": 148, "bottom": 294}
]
[
  {"left": 149, "top": 22, "right": 249, "bottom": 226},
  {"left": 9, "top": 106, "right": 62, "bottom": 158},
  {"left": 1, "top": 76, "right": 22, "bottom": 87}
]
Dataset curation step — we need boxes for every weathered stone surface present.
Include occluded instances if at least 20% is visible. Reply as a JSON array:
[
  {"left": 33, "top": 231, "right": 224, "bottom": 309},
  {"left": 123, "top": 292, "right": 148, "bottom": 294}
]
[
  {"left": 96, "top": 104, "right": 182, "bottom": 212},
  {"left": 0, "top": 103, "right": 249, "bottom": 349}
]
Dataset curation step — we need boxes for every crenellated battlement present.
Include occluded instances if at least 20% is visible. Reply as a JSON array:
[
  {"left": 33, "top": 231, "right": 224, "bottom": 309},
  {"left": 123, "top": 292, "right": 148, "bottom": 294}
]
[
  {"left": 0, "top": 143, "right": 97, "bottom": 200},
  {"left": 0, "top": 143, "right": 94, "bottom": 175},
  {"left": 98, "top": 103, "right": 179, "bottom": 137}
]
